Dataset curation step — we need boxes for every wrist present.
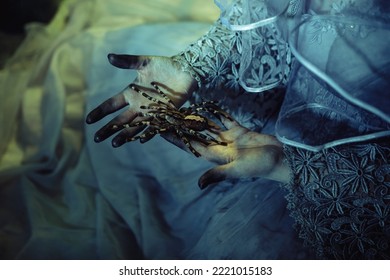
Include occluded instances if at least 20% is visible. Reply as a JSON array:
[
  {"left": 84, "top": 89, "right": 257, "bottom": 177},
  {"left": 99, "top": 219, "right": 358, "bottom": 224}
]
[
  {"left": 171, "top": 54, "right": 202, "bottom": 90},
  {"left": 251, "top": 135, "right": 292, "bottom": 184},
  {"left": 265, "top": 155, "right": 291, "bottom": 184},
  {"left": 259, "top": 144, "right": 292, "bottom": 184}
]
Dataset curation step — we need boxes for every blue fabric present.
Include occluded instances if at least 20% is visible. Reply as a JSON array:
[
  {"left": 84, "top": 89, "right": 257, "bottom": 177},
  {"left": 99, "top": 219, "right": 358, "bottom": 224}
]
[{"left": 214, "top": 0, "right": 390, "bottom": 150}]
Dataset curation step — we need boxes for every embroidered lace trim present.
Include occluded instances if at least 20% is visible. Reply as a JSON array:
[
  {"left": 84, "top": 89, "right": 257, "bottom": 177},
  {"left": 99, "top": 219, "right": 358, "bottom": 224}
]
[
  {"left": 172, "top": 19, "right": 291, "bottom": 93},
  {"left": 284, "top": 138, "right": 390, "bottom": 259}
]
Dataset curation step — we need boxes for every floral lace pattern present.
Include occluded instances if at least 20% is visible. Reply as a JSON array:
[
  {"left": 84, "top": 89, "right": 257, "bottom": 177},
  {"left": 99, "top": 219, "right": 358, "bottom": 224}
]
[
  {"left": 172, "top": 21, "right": 235, "bottom": 91},
  {"left": 172, "top": 0, "right": 390, "bottom": 259},
  {"left": 172, "top": 16, "right": 289, "bottom": 131},
  {"left": 172, "top": 7, "right": 291, "bottom": 93},
  {"left": 284, "top": 138, "right": 390, "bottom": 259}
]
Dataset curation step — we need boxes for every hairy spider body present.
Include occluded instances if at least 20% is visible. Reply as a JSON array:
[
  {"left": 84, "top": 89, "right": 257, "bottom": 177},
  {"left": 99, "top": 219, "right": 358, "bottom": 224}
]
[
  {"left": 182, "top": 115, "right": 208, "bottom": 130},
  {"left": 124, "top": 82, "right": 229, "bottom": 157}
]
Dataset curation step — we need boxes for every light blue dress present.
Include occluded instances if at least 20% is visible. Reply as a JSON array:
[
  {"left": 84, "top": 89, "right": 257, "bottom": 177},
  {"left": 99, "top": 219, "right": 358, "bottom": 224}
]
[{"left": 174, "top": 0, "right": 390, "bottom": 259}]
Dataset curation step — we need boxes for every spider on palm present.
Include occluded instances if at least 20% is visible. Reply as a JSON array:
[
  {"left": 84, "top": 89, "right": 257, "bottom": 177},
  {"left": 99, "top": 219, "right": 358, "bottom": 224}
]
[{"left": 123, "top": 82, "right": 229, "bottom": 157}]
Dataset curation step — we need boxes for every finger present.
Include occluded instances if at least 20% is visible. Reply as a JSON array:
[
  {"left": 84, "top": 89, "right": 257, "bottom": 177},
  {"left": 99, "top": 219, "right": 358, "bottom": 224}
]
[
  {"left": 198, "top": 163, "right": 235, "bottom": 189},
  {"left": 218, "top": 125, "right": 249, "bottom": 143},
  {"left": 112, "top": 125, "right": 146, "bottom": 147},
  {"left": 200, "top": 101, "right": 238, "bottom": 130},
  {"left": 94, "top": 110, "right": 137, "bottom": 142},
  {"left": 219, "top": 112, "right": 240, "bottom": 130},
  {"left": 160, "top": 132, "right": 208, "bottom": 156},
  {"left": 160, "top": 132, "right": 182, "bottom": 147},
  {"left": 86, "top": 93, "right": 128, "bottom": 124},
  {"left": 139, "top": 127, "right": 157, "bottom": 143},
  {"left": 108, "top": 53, "right": 150, "bottom": 70}
]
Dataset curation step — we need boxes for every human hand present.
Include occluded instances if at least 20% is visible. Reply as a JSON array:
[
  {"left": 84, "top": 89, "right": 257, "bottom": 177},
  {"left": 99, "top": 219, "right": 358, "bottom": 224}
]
[
  {"left": 164, "top": 115, "right": 291, "bottom": 189},
  {"left": 86, "top": 54, "right": 197, "bottom": 147}
]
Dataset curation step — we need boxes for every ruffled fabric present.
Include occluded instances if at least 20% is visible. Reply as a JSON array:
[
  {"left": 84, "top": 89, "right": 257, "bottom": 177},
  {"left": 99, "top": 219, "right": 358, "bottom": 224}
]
[
  {"left": 173, "top": 0, "right": 390, "bottom": 259},
  {"left": 174, "top": 0, "right": 390, "bottom": 150}
]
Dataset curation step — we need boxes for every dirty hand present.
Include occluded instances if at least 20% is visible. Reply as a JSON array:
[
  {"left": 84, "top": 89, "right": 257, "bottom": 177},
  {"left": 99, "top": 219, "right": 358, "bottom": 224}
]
[
  {"left": 86, "top": 53, "right": 197, "bottom": 147},
  {"left": 164, "top": 115, "right": 291, "bottom": 189}
]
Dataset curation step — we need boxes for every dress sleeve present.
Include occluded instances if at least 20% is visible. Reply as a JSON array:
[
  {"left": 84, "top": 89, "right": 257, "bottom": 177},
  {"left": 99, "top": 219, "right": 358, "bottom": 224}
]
[
  {"left": 172, "top": 20, "right": 242, "bottom": 92},
  {"left": 283, "top": 137, "right": 390, "bottom": 259},
  {"left": 172, "top": 3, "right": 291, "bottom": 94}
]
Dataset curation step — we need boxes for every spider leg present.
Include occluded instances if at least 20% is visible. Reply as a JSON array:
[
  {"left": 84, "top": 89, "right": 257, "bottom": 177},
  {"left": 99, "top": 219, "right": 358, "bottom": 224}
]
[
  {"left": 184, "top": 128, "right": 228, "bottom": 146},
  {"left": 126, "top": 126, "right": 163, "bottom": 143},
  {"left": 199, "top": 133, "right": 228, "bottom": 146},
  {"left": 123, "top": 120, "right": 151, "bottom": 128},
  {"left": 150, "top": 82, "right": 176, "bottom": 108},
  {"left": 139, "top": 127, "right": 158, "bottom": 143},
  {"left": 176, "top": 129, "right": 201, "bottom": 157},
  {"left": 137, "top": 111, "right": 157, "bottom": 118},
  {"left": 140, "top": 104, "right": 169, "bottom": 110},
  {"left": 192, "top": 101, "right": 233, "bottom": 121},
  {"left": 130, "top": 83, "right": 167, "bottom": 106},
  {"left": 140, "top": 107, "right": 184, "bottom": 119}
]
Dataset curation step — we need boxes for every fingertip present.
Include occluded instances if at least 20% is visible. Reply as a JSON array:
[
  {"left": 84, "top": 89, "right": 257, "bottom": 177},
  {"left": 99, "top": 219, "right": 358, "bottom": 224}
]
[
  {"left": 198, "top": 169, "right": 227, "bottom": 190},
  {"left": 107, "top": 53, "right": 116, "bottom": 64},
  {"left": 94, "top": 134, "right": 101, "bottom": 143},
  {"left": 86, "top": 112, "right": 97, "bottom": 124},
  {"left": 111, "top": 136, "right": 121, "bottom": 147},
  {"left": 86, "top": 107, "right": 104, "bottom": 124},
  {"left": 112, "top": 135, "right": 126, "bottom": 147},
  {"left": 198, "top": 178, "right": 209, "bottom": 190},
  {"left": 86, "top": 115, "right": 92, "bottom": 124},
  {"left": 220, "top": 115, "right": 238, "bottom": 129},
  {"left": 198, "top": 175, "right": 214, "bottom": 190}
]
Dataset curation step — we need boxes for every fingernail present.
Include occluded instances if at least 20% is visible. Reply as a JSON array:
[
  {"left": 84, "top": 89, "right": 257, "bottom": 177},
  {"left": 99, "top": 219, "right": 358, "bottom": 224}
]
[{"left": 94, "top": 135, "right": 101, "bottom": 142}]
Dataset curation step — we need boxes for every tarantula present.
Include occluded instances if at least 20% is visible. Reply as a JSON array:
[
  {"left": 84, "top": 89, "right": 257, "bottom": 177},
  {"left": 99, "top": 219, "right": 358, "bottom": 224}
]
[{"left": 123, "top": 82, "right": 230, "bottom": 157}]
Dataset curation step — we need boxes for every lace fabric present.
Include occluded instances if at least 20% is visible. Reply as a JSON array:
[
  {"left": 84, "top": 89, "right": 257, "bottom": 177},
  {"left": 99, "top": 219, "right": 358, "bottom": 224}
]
[
  {"left": 172, "top": 1, "right": 292, "bottom": 93},
  {"left": 284, "top": 137, "right": 390, "bottom": 259},
  {"left": 172, "top": 17, "right": 288, "bottom": 130},
  {"left": 172, "top": 0, "right": 390, "bottom": 259},
  {"left": 282, "top": 0, "right": 390, "bottom": 149},
  {"left": 173, "top": 0, "right": 390, "bottom": 150}
]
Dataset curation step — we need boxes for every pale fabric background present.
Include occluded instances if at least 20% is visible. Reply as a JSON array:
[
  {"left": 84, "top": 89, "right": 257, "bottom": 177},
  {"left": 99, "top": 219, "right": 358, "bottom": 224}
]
[{"left": 0, "top": 0, "right": 310, "bottom": 259}]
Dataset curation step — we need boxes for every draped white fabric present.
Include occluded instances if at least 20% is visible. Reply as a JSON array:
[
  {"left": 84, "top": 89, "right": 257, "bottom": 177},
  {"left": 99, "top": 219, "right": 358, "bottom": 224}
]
[{"left": 0, "top": 0, "right": 309, "bottom": 259}]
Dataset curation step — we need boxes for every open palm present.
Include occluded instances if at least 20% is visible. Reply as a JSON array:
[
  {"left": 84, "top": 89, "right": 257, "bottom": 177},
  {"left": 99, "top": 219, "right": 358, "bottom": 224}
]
[
  {"left": 86, "top": 54, "right": 197, "bottom": 147},
  {"left": 164, "top": 115, "right": 291, "bottom": 189}
]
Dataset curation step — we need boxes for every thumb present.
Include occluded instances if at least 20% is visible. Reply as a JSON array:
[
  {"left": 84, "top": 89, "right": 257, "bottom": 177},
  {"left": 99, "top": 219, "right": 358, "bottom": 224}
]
[
  {"left": 198, "top": 163, "right": 235, "bottom": 190},
  {"left": 107, "top": 53, "right": 150, "bottom": 70}
]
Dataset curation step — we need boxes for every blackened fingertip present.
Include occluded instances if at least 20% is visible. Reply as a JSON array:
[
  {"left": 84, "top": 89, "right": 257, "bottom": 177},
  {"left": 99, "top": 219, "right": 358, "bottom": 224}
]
[
  {"left": 112, "top": 140, "right": 119, "bottom": 148},
  {"left": 86, "top": 115, "right": 93, "bottom": 124},
  {"left": 107, "top": 53, "right": 115, "bottom": 63},
  {"left": 198, "top": 177, "right": 209, "bottom": 190},
  {"left": 198, "top": 181, "right": 208, "bottom": 190},
  {"left": 198, "top": 170, "right": 227, "bottom": 190},
  {"left": 112, "top": 137, "right": 124, "bottom": 148}
]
